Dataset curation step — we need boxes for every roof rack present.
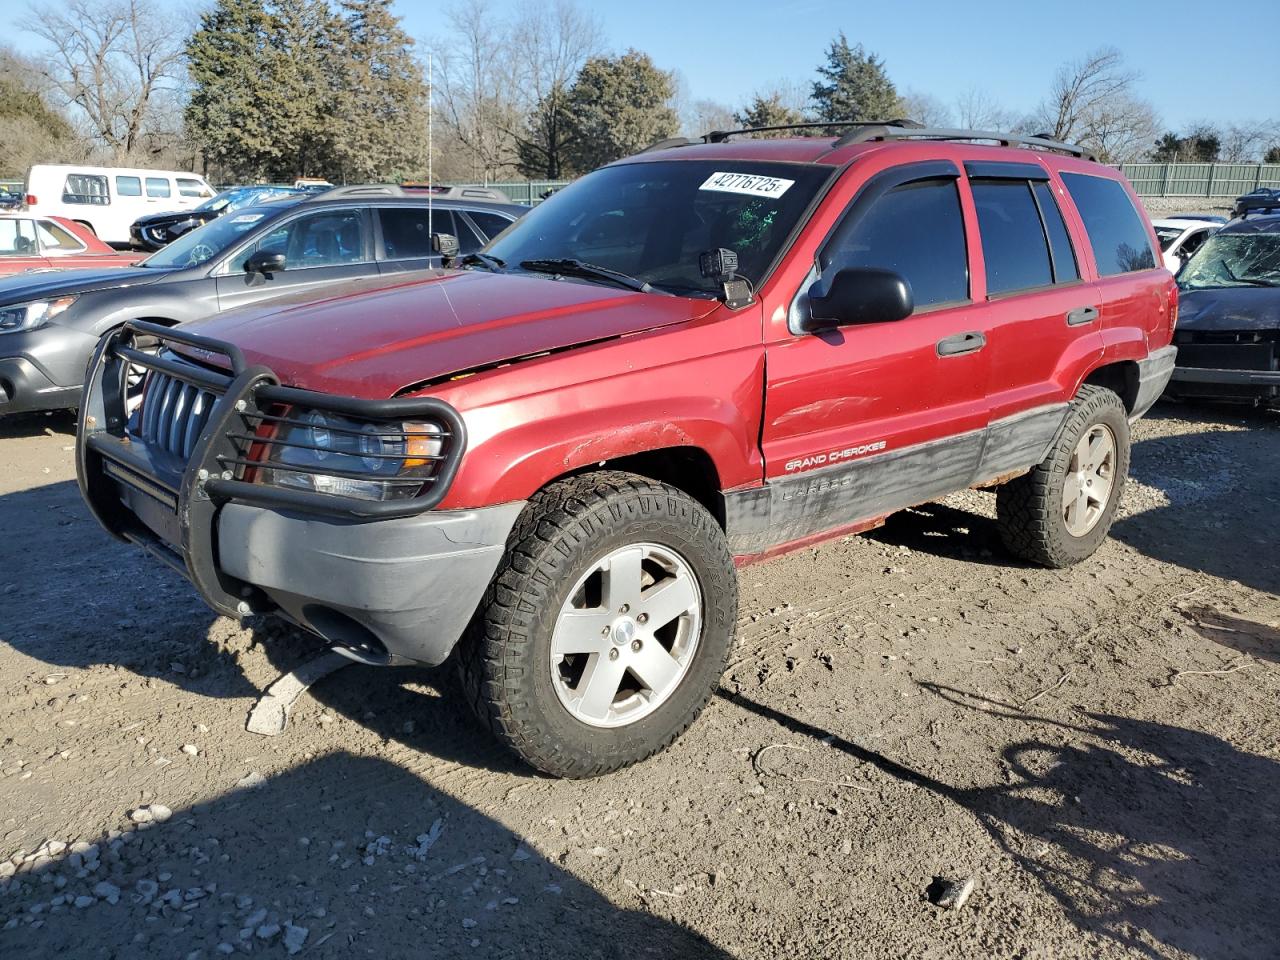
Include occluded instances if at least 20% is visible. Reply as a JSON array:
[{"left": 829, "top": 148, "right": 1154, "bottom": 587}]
[
  {"left": 831, "top": 124, "right": 1096, "bottom": 160},
  {"left": 308, "top": 183, "right": 511, "bottom": 202},
  {"left": 639, "top": 120, "right": 923, "bottom": 153}
]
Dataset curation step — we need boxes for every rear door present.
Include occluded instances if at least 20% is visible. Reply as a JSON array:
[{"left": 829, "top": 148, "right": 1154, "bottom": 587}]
[
  {"left": 965, "top": 163, "right": 1104, "bottom": 443},
  {"left": 375, "top": 206, "right": 490, "bottom": 275},
  {"left": 759, "top": 161, "right": 992, "bottom": 544},
  {"left": 214, "top": 206, "right": 376, "bottom": 312}
]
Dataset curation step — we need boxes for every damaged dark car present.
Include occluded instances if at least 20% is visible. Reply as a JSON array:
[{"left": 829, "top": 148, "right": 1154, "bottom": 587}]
[{"left": 1168, "top": 213, "right": 1280, "bottom": 407}]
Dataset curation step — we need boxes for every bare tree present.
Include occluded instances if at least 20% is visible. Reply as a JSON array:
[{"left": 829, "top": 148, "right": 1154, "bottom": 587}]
[
  {"left": 22, "top": 0, "right": 187, "bottom": 161},
  {"left": 1220, "top": 121, "right": 1280, "bottom": 162},
  {"left": 1033, "top": 47, "right": 1138, "bottom": 142},
  {"left": 899, "top": 90, "right": 952, "bottom": 127},
  {"left": 953, "top": 87, "right": 1018, "bottom": 131},
  {"left": 684, "top": 98, "right": 735, "bottom": 136},
  {"left": 1085, "top": 95, "right": 1160, "bottom": 163}
]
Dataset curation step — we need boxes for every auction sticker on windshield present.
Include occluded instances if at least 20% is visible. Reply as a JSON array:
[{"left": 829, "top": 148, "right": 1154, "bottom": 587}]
[{"left": 699, "top": 172, "right": 795, "bottom": 198}]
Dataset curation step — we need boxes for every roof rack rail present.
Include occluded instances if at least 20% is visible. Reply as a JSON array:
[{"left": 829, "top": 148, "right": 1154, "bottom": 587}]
[
  {"left": 308, "top": 183, "right": 511, "bottom": 202},
  {"left": 832, "top": 124, "right": 1096, "bottom": 160},
  {"left": 640, "top": 119, "right": 923, "bottom": 153}
]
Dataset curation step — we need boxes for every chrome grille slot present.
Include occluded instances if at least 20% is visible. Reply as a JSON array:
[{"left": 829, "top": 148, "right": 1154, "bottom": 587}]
[{"left": 135, "top": 366, "right": 222, "bottom": 460}]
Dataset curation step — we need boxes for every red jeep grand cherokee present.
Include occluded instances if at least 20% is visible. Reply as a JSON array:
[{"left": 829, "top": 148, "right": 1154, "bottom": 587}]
[{"left": 77, "top": 123, "right": 1177, "bottom": 777}]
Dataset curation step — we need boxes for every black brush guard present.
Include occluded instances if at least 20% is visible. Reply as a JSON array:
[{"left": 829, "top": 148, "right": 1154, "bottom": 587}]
[{"left": 76, "top": 320, "right": 467, "bottom": 620}]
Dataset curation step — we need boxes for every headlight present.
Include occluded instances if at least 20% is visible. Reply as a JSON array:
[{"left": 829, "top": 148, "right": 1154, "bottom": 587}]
[
  {"left": 0, "top": 296, "right": 77, "bottom": 334},
  {"left": 259, "top": 410, "right": 444, "bottom": 501}
]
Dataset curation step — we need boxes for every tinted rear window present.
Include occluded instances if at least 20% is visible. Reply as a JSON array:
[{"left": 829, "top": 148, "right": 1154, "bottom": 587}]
[
  {"left": 972, "top": 180, "right": 1053, "bottom": 295},
  {"left": 823, "top": 178, "right": 969, "bottom": 308},
  {"left": 1060, "top": 173, "right": 1156, "bottom": 276}
]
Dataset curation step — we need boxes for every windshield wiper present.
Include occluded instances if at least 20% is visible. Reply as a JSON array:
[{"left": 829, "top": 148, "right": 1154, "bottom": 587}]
[
  {"left": 518, "top": 258, "right": 669, "bottom": 295},
  {"left": 457, "top": 252, "right": 506, "bottom": 273},
  {"left": 1221, "top": 262, "right": 1273, "bottom": 286}
]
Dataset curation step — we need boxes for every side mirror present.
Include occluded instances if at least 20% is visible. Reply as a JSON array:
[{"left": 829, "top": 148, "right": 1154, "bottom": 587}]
[
  {"left": 431, "top": 233, "right": 459, "bottom": 257},
  {"left": 802, "top": 267, "right": 913, "bottom": 331},
  {"left": 245, "top": 250, "right": 286, "bottom": 276}
]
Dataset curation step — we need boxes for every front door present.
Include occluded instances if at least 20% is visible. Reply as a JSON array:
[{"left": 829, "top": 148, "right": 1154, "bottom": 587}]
[
  {"left": 215, "top": 207, "right": 375, "bottom": 312},
  {"left": 753, "top": 162, "right": 992, "bottom": 551}
]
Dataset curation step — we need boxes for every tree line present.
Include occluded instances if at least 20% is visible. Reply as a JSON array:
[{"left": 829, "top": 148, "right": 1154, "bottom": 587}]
[{"left": 3, "top": 0, "right": 1278, "bottom": 182}]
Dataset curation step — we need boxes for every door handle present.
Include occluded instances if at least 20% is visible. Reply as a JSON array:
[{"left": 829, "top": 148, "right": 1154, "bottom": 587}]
[
  {"left": 936, "top": 331, "right": 986, "bottom": 357},
  {"left": 1066, "top": 305, "right": 1100, "bottom": 326}
]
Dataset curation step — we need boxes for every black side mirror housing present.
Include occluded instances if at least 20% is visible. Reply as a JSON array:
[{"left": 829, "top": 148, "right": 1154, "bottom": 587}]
[
  {"left": 802, "top": 267, "right": 913, "bottom": 331},
  {"left": 431, "top": 233, "right": 459, "bottom": 257},
  {"left": 245, "top": 250, "right": 286, "bottom": 276}
]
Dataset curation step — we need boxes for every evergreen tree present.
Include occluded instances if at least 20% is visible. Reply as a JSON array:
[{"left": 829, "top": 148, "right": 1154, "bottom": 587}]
[
  {"left": 810, "top": 33, "right": 900, "bottom": 123},
  {"left": 332, "top": 0, "right": 428, "bottom": 182},
  {"left": 517, "top": 81, "right": 575, "bottom": 179},
  {"left": 1265, "top": 145, "right": 1280, "bottom": 164},
  {"left": 734, "top": 92, "right": 806, "bottom": 137},
  {"left": 562, "top": 50, "right": 678, "bottom": 174},
  {"left": 270, "top": 0, "right": 345, "bottom": 181},
  {"left": 185, "top": 0, "right": 288, "bottom": 179}
]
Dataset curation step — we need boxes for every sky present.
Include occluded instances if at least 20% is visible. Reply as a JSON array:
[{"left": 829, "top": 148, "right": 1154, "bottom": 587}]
[{"left": 11, "top": 0, "right": 1279, "bottom": 132}]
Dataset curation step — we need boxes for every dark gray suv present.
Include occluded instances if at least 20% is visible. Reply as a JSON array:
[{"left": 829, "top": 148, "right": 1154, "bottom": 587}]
[{"left": 0, "top": 185, "right": 525, "bottom": 416}]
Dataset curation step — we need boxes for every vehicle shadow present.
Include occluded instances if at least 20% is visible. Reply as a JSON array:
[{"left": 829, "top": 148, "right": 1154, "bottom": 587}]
[
  {"left": 0, "top": 752, "right": 731, "bottom": 959},
  {"left": 868, "top": 500, "right": 1014, "bottom": 567},
  {"left": 0, "top": 480, "right": 527, "bottom": 776},
  {"left": 1109, "top": 412, "right": 1280, "bottom": 594},
  {"left": 0, "top": 409, "right": 77, "bottom": 440},
  {"left": 719, "top": 686, "right": 1280, "bottom": 959}
]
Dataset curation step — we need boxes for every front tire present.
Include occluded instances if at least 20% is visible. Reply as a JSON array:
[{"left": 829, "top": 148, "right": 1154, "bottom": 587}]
[
  {"left": 456, "top": 471, "right": 738, "bottom": 778},
  {"left": 996, "top": 384, "right": 1130, "bottom": 568}
]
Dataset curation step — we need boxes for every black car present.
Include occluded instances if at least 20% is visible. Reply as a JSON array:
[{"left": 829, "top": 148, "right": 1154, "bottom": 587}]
[
  {"left": 0, "top": 186, "right": 526, "bottom": 416},
  {"left": 128, "top": 184, "right": 320, "bottom": 251},
  {"left": 1231, "top": 188, "right": 1280, "bottom": 220},
  {"left": 1169, "top": 212, "right": 1280, "bottom": 407}
]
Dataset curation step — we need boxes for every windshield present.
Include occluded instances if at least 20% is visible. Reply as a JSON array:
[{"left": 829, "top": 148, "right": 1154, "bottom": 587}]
[
  {"left": 1154, "top": 226, "right": 1183, "bottom": 251},
  {"left": 485, "top": 159, "right": 833, "bottom": 297},
  {"left": 140, "top": 208, "right": 278, "bottom": 269},
  {"left": 1179, "top": 232, "right": 1280, "bottom": 289}
]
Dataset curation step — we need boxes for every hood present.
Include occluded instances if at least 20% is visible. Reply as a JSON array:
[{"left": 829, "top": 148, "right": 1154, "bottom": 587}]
[
  {"left": 132, "top": 209, "right": 216, "bottom": 228},
  {"left": 0, "top": 266, "right": 168, "bottom": 304},
  {"left": 1177, "top": 286, "right": 1280, "bottom": 332},
  {"left": 178, "top": 270, "right": 719, "bottom": 398}
]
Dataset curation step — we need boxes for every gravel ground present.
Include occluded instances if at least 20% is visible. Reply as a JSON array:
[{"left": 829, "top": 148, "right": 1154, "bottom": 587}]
[
  {"left": 1140, "top": 196, "right": 1236, "bottom": 218},
  {"left": 0, "top": 401, "right": 1277, "bottom": 960}
]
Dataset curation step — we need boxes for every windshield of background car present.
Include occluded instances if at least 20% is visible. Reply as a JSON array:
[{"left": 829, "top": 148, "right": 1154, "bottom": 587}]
[
  {"left": 1179, "top": 232, "right": 1280, "bottom": 289},
  {"left": 485, "top": 159, "right": 833, "bottom": 296},
  {"left": 140, "top": 207, "right": 279, "bottom": 269},
  {"left": 1154, "top": 226, "right": 1183, "bottom": 250}
]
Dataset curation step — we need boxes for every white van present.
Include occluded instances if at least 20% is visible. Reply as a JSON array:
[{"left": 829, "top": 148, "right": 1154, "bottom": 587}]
[{"left": 24, "top": 165, "right": 215, "bottom": 247}]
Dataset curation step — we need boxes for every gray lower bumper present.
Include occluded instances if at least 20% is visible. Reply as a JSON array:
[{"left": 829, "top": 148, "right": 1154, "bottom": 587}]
[
  {"left": 1170, "top": 366, "right": 1280, "bottom": 386},
  {"left": 0, "top": 356, "right": 81, "bottom": 415},
  {"left": 217, "top": 500, "right": 525, "bottom": 665},
  {"left": 1131, "top": 345, "right": 1178, "bottom": 420}
]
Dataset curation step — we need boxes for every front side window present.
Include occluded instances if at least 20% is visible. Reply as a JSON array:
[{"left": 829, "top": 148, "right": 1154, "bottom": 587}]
[
  {"left": 230, "top": 209, "right": 368, "bottom": 272},
  {"left": 823, "top": 178, "right": 969, "bottom": 309},
  {"left": 116, "top": 176, "right": 142, "bottom": 197},
  {"left": 0, "top": 218, "right": 38, "bottom": 256},
  {"left": 486, "top": 160, "right": 833, "bottom": 297},
  {"left": 37, "top": 220, "right": 85, "bottom": 252},
  {"left": 62, "top": 174, "right": 109, "bottom": 205},
  {"left": 145, "top": 177, "right": 172, "bottom": 199},
  {"left": 1061, "top": 172, "right": 1157, "bottom": 276}
]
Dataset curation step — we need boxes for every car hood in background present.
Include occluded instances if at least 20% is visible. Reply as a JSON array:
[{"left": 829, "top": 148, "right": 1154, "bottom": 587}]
[
  {"left": 133, "top": 209, "right": 216, "bottom": 228},
  {"left": 178, "top": 270, "right": 720, "bottom": 398},
  {"left": 0, "top": 266, "right": 170, "bottom": 303},
  {"left": 1178, "top": 286, "right": 1280, "bottom": 332}
]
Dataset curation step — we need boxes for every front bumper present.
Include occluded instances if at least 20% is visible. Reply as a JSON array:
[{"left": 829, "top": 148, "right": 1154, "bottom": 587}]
[
  {"left": 76, "top": 321, "right": 514, "bottom": 665},
  {"left": 1169, "top": 332, "right": 1280, "bottom": 405},
  {"left": 0, "top": 355, "right": 81, "bottom": 415}
]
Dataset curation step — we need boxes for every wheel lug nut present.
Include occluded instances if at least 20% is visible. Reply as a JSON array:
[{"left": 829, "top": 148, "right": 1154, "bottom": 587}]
[
  {"left": 601, "top": 626, "right": 610, "bottom": 637},
  {"left": 631, "top": 639, "right": 642, "bottom": 652},
  {"left": 608, "top": 648, "right": 619, "bottom": 661},
  {"left": 636, "top": 613, "right": 648, "bottom": 624},
  {"left": 619, "top": 604, "right": 630, "bottom": 614}
]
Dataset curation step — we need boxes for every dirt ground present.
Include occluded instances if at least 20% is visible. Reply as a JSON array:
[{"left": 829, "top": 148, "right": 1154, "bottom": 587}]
[{"left": 0, "top": 400, "right": 1277, "bottom": 960}]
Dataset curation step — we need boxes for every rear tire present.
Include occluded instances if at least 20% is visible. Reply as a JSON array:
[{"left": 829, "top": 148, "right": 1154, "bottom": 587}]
[
  {"left": 996, "top": 384, "right": 1130, "bottom": 568},
  {"left": 456, "top": 471, "right": 737, "bottom": 778}
]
